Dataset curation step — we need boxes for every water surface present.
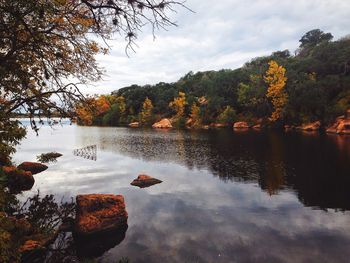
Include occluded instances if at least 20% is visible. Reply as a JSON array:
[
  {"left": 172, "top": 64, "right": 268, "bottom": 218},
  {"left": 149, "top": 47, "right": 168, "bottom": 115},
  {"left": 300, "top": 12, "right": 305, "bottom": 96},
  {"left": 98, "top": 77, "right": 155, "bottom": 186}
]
[{"left": 14, "top": 120, "right": 350, "bottom": 262}]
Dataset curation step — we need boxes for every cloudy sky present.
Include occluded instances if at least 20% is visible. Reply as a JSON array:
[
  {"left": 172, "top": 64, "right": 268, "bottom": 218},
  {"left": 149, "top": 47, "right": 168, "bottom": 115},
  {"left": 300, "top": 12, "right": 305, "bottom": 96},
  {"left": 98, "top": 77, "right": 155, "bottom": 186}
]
[{"left": 92, "top": 0, "right": 350, "bottom": 94}]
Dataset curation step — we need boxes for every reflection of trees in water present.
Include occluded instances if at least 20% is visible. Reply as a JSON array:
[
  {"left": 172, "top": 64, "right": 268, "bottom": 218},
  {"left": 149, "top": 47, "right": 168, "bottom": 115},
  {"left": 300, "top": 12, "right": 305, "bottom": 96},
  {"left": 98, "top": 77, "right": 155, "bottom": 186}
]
[
  {"left": 73, "top": 145, "right": 97, "bottom": 161},
  {"left": 76, "top": 127, "right": 350, "bottom": 210}
]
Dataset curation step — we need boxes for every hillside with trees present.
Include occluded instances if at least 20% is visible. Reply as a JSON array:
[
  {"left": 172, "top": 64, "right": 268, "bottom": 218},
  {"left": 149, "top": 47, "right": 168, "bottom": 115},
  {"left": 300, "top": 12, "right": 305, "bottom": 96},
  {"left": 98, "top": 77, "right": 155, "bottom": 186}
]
[{"left": 78, "top": 29, "right": 350, "bottom": 129}]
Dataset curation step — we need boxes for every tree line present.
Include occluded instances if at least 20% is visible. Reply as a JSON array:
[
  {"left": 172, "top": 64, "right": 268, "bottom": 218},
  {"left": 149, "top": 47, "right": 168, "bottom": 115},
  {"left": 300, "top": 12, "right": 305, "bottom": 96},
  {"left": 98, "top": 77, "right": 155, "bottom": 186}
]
[{"left": 76, "top": 29, "right": 350, "bottom": 128}]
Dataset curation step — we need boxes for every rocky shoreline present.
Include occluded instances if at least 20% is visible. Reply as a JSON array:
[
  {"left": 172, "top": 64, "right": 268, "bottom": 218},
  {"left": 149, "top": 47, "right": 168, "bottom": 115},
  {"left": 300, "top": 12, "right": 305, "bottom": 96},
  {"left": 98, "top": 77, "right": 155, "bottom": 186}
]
[{"left": 127, "top": 109, "right": 350, "bottom": 136}]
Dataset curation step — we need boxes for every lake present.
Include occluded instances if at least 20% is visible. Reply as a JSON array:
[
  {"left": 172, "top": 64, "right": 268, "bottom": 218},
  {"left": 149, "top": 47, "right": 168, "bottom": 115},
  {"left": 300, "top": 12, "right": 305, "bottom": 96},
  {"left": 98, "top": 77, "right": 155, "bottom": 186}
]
[{"left": 14, "top": 119, "right": 350, "bottom": 263}]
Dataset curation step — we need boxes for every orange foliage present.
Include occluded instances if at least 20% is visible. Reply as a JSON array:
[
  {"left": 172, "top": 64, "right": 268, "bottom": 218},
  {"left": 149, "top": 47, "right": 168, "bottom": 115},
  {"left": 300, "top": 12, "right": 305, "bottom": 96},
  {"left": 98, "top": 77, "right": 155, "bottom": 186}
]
[
  {"left": 76, "top": 96, "right": 111, "bottom": 125},
  {"left": 264, "top": 60, "right": 288, "bottom": 122}
]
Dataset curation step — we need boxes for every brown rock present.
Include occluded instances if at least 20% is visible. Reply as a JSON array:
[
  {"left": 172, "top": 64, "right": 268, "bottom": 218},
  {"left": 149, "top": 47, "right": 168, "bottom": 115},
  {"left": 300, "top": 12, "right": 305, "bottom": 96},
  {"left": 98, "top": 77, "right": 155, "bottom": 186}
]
[
  {"left": 129, "top": 122, "right": 140, "bottom": 128},
  {"left": 346, "top": 109, "right": 350, "bottom": 119},
  {"left": 131, "top": 174, "right": 162, "bottom": 188},
  {"left": 297, "top": 121, "right": 321, "bottom": 131},
  {"left": 75, "top": 194, "right": 128, "bottom": 236},
  {"left": 233, "top": 121, "right": 249, "bottom": 129},
  {"left": 152, "top": 118, "right": 172, "bottom": 129},
  {"left": 3, "top": 166, "right": 34, "bottom": 191},
  {"left": 210, "top": 123, "right": 228, "bottom": 128},
  {"left": 326, "top": 117, "right": 350, "bottom": 135},
  {"left": 202, "top": 125, "right": 210, "bottom": 130},
  {"left": 17, "top": 162, "right": 48, "bottom": 175}
]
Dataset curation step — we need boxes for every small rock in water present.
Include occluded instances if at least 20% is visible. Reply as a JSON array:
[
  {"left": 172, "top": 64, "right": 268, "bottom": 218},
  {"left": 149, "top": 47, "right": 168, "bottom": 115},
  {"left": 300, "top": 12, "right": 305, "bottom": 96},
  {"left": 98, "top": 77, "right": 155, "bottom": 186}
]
[
  {"left": 17, "top": 162, "right": 48, "bottom": 175},
  {"left": 131, "top": 174, "right": 162, "bottom": 188}
]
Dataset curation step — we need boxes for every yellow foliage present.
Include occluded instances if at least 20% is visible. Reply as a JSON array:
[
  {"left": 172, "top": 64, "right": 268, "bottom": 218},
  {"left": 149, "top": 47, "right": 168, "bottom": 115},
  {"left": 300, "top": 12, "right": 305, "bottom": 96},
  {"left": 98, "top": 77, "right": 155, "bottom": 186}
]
[
  {"left": 264, "top": 60, "right": 288, "bottom": 122},
  {"left": 140, "top": 97, "right": 154, "bottom": 124},
  {"left": 169, "top": 92, "right": 187, "bottom": 118}
]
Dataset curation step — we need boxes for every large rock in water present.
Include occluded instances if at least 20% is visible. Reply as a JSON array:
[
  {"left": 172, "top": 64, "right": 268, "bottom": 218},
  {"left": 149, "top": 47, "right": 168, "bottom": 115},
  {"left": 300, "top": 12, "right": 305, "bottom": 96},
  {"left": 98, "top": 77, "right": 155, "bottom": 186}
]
[
  {"left": 131, "top": 174, "right": 162, "bottom": 188},
  {"left": 326, "top": 115, "right": 350, "bottom": 135},
  {"left": 75, "top": 194, "right": 128, "bottom": 236},
  {"left": 17, "top": 162, "right": 48, "bottom": 175},
  {"left": 152, "top": 118, "right": 172, "bottom": 129},
  {"left": 233, "top": 121, "right": 249, "bottom": 129},
  {"left": 3, "top": 166, "right": 34, "bottom": 191}
]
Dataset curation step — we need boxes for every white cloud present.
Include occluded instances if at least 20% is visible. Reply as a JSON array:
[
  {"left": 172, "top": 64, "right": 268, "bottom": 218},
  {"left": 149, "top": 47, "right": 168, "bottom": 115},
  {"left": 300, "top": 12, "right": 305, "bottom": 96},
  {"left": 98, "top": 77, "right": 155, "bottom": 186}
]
[{"left": 85, "top": 0, "right": 350, "bottom": 95}]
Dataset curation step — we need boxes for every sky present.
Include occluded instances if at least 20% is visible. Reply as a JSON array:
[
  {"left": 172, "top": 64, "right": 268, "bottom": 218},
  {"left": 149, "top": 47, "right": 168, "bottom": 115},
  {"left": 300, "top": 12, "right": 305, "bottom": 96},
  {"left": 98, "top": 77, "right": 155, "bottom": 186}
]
[{"left": 91, "top": 0, "right": 350, "bottom": 95}]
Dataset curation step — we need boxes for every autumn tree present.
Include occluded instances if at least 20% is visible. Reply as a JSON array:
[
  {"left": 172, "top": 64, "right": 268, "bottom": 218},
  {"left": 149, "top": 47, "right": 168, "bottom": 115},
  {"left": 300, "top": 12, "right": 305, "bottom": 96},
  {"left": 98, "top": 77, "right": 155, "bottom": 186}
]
[
  {"left": 189, "top": 102, "right": 201, "bottom": 128},
  {"left": 0, "top": 0, "right": 186, "bottom": 163},
  {"left": 139, "top": 97, "right": 154, "bottom": 125},
  {"left": 76, "top": 95, "right": 111, "bottom": 125},
  {"left": 264, "top": 61, "right": 288, "bottom": 122},
  {"left": 169, "top": 92, "right": 187, "bottom": 118}
]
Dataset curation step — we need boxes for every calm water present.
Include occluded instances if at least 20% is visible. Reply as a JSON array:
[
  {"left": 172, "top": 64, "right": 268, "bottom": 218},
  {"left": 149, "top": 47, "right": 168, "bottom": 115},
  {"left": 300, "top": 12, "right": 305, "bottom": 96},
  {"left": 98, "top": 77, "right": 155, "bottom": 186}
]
[{"left": 14, "top": 119, "right": 350, "bottom": 263}]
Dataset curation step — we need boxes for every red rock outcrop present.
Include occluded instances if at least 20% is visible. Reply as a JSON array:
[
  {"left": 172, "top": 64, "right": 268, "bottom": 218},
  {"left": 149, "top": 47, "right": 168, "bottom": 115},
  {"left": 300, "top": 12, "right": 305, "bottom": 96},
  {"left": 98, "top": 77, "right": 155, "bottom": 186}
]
[
  {"left": 131, "top": 174, "right": 162, "bottom": 188},
  {"left": 326, "top": 115, "right": 350, "bottom": 135},
  {"left": 75, "top": 194, "right": 128, "bottom": 236},
  {"left": 17, "top": 162, "right": 48, "bottom": 175},
  {"left": 233, "top": 121, "right": 249, "bottom": 129},
  {"left": 296, "top": 121, "right": 321, "bottom": 131},
  {"left": 152, "top": 118, "right": 172, "bottom": 129}
]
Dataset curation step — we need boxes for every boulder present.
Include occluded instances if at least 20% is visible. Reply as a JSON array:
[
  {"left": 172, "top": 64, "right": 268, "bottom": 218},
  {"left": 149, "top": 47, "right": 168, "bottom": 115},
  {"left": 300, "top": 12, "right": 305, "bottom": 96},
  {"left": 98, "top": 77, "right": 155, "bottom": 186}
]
[
  {"left": 202, "top": 125, "right": 210, "bottom": 130},
  {"left": 233, "top": 121, "right": 249, "bottom": 129},
  {"left": 131, "top": 174, "right": 162, "bottom": 188},
  {"left": 17, "top": 162, "right": 48, "bottom": 175},
  {"left": 297, "top": 121, "right": 321, "bottom": 131},
  {"left": 152, "top": 118, "right": 172, "bottom": 129},
  {"left": 129, "top": 122, "right": 140, "bottom": 128},
  {"left": 75, "top": 194, "right": 128, "bottom": 236},
  {"left": 346, "top": 109, "right": 350, "bottom": 119},
  {"left": 326, "top": 116, "right": 350, "bottom": 135},
  {"left": 3, "top": 166, "right": 34, "bottom": 191}
]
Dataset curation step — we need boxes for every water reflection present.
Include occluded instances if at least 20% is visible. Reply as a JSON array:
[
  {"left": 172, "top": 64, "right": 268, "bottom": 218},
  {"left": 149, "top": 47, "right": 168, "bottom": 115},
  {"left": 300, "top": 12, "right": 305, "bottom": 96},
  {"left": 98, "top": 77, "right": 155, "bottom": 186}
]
[
  {"left": 73, "top": 145, "right": 97, "bottom": 161},
  {"left": 75, "top": 128, "right": 350, "bottom": 210},
  {"left": 13, "top": 123, "right": 350, "bottom": 262}
]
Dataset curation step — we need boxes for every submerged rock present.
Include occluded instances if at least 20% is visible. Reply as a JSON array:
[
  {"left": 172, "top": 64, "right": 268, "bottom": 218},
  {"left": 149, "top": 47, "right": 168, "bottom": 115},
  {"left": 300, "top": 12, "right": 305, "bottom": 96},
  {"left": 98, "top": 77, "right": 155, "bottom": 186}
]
[
  {"left": 75, "top": 194, "right": 128, "bottom": 236},
  {"left": 129, "top": 122, "right": 140, "bottom": 128},
  {"left": 18, "top": 162, "right": 48, "bottom": 175},
  {"left": 131, "top": 174, "right": 162, "bottom": 188},
  {"left": 233, "top": 121, "right": 249, "bottom": 129},
  {"left": 152, "top": 118, "right": 172, "bottom": 129},
  {"left": 3, "top": 166, "right": 34, "bottom": 191}
]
